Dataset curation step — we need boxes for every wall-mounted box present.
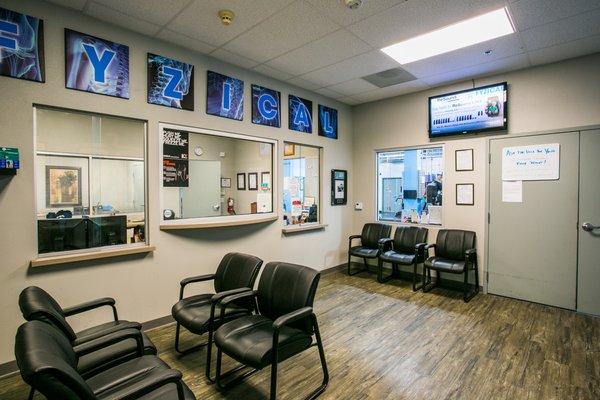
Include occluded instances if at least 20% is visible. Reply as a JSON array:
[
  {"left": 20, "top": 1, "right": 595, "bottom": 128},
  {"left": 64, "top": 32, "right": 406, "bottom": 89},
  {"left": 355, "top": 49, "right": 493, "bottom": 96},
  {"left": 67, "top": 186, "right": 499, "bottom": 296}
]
[{"left": 0, "top": 147, "right": 20, "bottom": 175}]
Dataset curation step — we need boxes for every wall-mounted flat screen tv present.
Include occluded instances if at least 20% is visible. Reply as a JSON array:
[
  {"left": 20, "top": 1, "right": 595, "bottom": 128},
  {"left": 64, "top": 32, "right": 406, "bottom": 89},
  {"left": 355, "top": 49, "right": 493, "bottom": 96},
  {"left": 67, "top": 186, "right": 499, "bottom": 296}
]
[{"left": 428, "top": 82, "right": 507, "bottom": 138}]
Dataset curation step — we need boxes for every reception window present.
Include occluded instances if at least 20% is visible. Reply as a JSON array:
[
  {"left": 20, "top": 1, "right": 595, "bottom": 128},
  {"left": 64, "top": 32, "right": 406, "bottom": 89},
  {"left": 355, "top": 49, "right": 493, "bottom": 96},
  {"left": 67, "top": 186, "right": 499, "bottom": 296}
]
[
  {"left": 283, "top": 143, "right": 321, "bottom": 226},
  {"left": 35, "top": 107, "right": 147, "bottom": 255},
  {"left": 377, "top": 147, "right": 443, "bottom": 225}
]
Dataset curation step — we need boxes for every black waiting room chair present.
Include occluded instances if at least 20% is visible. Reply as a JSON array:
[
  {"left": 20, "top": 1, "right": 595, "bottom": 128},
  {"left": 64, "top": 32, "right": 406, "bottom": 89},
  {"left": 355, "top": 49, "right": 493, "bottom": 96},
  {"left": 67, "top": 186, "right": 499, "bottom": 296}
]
[
  {"left": 422, "top": 229, "right": 479, "bottom": 302},
  {"left": 348, "top": 223, "right": 392, "bottom": 276},
  {"left": 171, "top": 252, "right": 263, "bottom": 381},
  {"left": 213, "top": 262, "right": 328, "bottom": 400},
  {"left": 19, "top": 286, "right": 156, "bottom": 379},
  {"left": 15, "top": 320, "right": 195, "bottom": 400},
  {"left": 378, "top": 226, "right": 428, "bottom": 289}
]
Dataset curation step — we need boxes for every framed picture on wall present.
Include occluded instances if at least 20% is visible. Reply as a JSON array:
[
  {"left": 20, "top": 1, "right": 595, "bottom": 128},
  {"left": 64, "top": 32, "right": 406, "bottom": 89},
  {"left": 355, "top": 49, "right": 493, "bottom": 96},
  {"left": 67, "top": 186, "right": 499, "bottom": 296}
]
[
  {"left": 248, "top": 173, "right": 258, "bottom": 190},
  {"left": 221, "top": 178, "right": 231, "bottom": 188},
  {"left": 331, "top": 169, "right": 347, "bottom": 205},
  {"left": 46, "top": 166, "right": 82, "bottom": 207},
  {"left": 284, "top": 143, "right": 295, "bottom": 156},
  {"left": 455, "top": 149, "right": 474, "bottom": 171},
  {"left": 237, "top": 173, "right": 246, "bottom": 190},
  {"left": 261, "top": 172, "right": 270, "bottom": 190},
  {"left": 456, "top": 183, "right": 474, "bottom": 205}
]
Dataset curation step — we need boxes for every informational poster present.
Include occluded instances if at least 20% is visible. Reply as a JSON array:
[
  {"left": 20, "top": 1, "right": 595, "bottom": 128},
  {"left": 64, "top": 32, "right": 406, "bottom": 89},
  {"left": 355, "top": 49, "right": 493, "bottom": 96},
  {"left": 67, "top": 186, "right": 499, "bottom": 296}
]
[
  {"left": 502, "top": 143, "right": 560, "bottom": 181},
  {"left": 147, "top": 53, "right": 194, "bottom": 110},
  {"left": 502, "top": 180, "right": 522, "bottom": 203},
  {"left": 206, "top": 70, "right": 244, "bottom": 120},
  {"left": 252, "top": 84, "right": 281, "bottom": 127},
  {"left": 65, "top": 29, "right": 129, "bottom": 98},
  {"left": 257, "top": 193, "right": 272, "bottom": 213},
  {"left": 318, "top": 105, "right": 338, "bottom": 139},
  {"left": 163, "top": 129, "right": 189, "bottom": 187},
  {"left": 289, "top": 95, "right": 312, "bottom": 133},
  {"left": 0, "top": 7, "right": 45, "bottom": 82}
]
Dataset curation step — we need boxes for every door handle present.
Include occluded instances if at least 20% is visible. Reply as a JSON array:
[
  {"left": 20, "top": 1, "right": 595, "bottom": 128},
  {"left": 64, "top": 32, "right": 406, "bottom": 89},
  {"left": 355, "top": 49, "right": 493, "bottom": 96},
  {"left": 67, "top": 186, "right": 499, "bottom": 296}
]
[{"left": 582, "top": 222, "right": 598, "bottom": 232}]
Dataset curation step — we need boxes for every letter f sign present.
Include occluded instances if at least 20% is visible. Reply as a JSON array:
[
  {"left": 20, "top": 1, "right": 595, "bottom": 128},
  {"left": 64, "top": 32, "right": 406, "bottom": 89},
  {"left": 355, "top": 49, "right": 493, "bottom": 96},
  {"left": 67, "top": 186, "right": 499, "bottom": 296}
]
[{"left": 82, "top": 43, "right": 116, "bottom": 84}]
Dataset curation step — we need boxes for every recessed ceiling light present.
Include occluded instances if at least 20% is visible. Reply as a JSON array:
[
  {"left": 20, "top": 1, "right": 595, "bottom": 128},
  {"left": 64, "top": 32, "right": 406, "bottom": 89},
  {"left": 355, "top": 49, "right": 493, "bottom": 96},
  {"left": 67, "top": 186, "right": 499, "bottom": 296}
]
[{"left": 381, "top": 7, "right": 514, "bottom": 64}]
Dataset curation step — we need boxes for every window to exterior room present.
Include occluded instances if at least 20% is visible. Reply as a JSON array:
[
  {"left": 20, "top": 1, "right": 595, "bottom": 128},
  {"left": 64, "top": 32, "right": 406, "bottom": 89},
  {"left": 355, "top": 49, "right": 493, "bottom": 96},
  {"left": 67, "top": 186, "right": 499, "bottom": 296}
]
[
  {"left": 377, "top": 147, "right": 443, "bottom": 225},
  {"left": 35, "top": 107, "right": 147, "bottom": 255},
  {"left": 282, "top": 143, "right": 321, "bottom": 226}
]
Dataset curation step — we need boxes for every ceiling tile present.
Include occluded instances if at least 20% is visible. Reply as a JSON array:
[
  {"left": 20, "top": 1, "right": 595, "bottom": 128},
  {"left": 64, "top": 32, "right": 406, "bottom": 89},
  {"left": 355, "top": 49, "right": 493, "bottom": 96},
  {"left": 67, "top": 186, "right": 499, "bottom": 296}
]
[
  {"left": 348, "top": 0, "right": 507, "bottom": 48},
  {"left": 352, "top": 80, "right": 430, "bottom": 103},
  {"left": 509, "top": 0, "right": 600, "bottom": 31},
  {"left": 266, "top": 29, "right": 372, "bottom": 76},
  {"left": 520, "top": 8, "right": 600, "bottom": 51},
  {"left": 315, "top": 87, "right": 345, "bottom": 100},
  {"left": 300, "top": 50, "right": 399, "bottom": 87},
  {"left": 45, "top": 0, "right": 88, "bottom": 10},
  {"left": 402, "top": 34, "right": 525, "bottom": 78},
  {"left": 338, "top": 96, "right": 361, "bottom": 105},
  {"left": 156, "top": 29, "right": 216, "bottom": 54},
  {"left": 91, "top": 0, "right": 189, "bottom": 25},
  {"left": 84, "top": 2, "right": 161, "bottom": 36},
  {"left": 528, "top": 34, "right": 600, "bottom": 66},
  {"left": 327, "top": 78, "right": 378, "bottom": 96},
  {"left": 286, "top": 76, "right": 323, "bottom": 91},
  {"left": 223, "top": 1, "right": 340, "bottom": 63},
  {"left": 252, "top": 65, "right": 293, "bottom": 82},
  {"left": 305, "top": 0, "right": 407, "bottom": 26},
  {"left": 210, "top": 49, "right": 259, "bottom": 69},
  {"left": 421, "top": 53, "right": 530, "bottom": 86},
  {"left": 168, "top": 0, "right": 294, "bottom": 47}
]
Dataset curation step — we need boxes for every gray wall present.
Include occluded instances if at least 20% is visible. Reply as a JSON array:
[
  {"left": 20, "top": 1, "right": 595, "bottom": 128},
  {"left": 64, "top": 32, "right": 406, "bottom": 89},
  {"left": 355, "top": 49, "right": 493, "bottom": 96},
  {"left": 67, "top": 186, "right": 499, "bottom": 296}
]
[{"left": 0, "top": 0, "right": 354, "bottom": 364}]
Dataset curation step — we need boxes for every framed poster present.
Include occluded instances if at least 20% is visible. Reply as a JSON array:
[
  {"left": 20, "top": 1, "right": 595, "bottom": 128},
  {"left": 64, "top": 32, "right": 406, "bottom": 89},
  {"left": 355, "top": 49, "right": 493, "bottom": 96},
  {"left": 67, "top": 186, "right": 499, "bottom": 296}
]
[
  {"left": 248, "top": 172, "right": 258, "bottom": 190},
  {"left": 283, "top": 143, "right": 295, "bottom": 156},
  {"left": 252, "top": 84, "right": 280, "bottom": 127},
  {"left": 46, "top": 166, "right": 82, "bottom": 207},
  {"left": 455, "top": 149, "right": 474, "bottom": 171},
  {"left": 318, "top": 105, "right": 338, "bottom": 139},
  {"left": 65, "top": 29, "right": 129, "bottom": 98},
  {"left": 162, "top": 129, "right": 189, "bottom": 187},
  {"left": 206, "top": 70, "right": 244, "bottom": 120},
  {"left": 456, "top": 183, "right": 474, "bottom": 205},
  {"left": 288, "top": 95, "right": 312, "bottom": 133},
  {"left": 147, "top": 53, "right": 194, "bottom": 110},
  {"left": 221, "top": 178, "right": 231, "bottom": 188},
  {"left": 331, "top": 169, "right": 347, "bottom": 205},
  {"left": 237, "top": 173, "right": 246, "bottom": 190},
  {"left": 0, "top": 7, "right": 45, "bottom": 83},
  {"left": 261, "top": 172, "right": 270, "bottom": 190}
]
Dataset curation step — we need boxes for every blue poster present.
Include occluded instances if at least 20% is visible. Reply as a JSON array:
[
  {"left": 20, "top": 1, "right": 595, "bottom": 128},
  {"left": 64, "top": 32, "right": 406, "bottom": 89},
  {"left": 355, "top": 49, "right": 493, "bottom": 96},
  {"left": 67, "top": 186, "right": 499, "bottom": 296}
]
[
  {"left": 65, "top": 29, "right": 129, "bottom": 98},
  {"left": 252, "top": 84, "right": 280, "bottom": 128},
  {"left": 0, "top": 7, "right": 44, "bottom": 82},
  {"left": 147, "top": 53, "right": 194, "bottom": 111},
  {"left": 288, "top": 95, "right": 312, "bottom": 133},
  {"left": 206, "top": 70, "right": 244, "bottom": 120},
  {"left": 318, "top": 105, "right": 338, "bottom": 139}
]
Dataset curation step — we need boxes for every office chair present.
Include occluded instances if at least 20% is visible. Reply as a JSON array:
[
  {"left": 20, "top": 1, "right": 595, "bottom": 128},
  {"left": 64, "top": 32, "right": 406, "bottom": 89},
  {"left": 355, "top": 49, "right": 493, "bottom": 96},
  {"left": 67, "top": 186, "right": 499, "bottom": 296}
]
[
  {"left": 422, "top": 229, "right": 479, "bottom": 302},
  {"left": 171, "top": 252, "right": 263, "bottom": 382},
  {"left": 348, "top": 223, "right": 392, "bottom": 276},
  {"left": 15, "top": 320, "right": 195, "bottom": 400},
  {"left": 378, "top": 226, "right": 428, "bottom": 289},
  {"left": 213, "top": 262, "right": 328, "bottom": 400}
]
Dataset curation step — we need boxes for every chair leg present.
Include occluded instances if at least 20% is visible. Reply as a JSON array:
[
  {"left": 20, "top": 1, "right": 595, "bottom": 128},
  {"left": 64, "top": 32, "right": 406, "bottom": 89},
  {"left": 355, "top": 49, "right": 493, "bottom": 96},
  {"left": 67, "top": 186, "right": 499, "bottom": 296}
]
[
  {"left": 270, "top": 343, "right": 279, "bottom": 400},
  {"left": 463, "top": 262, "right": 479, "bottom": 303},
  {"left": 215, "top": 346, "right": 259, "bottom": 391},
  {"left": 347, "top": 256, "right": 368, "bottom": 276},
  {"left": 174, "top": 322, "right": 209, "bottom": 355},
  {"left": 205, "top": 326, "right": 215, "bottom": 383},
  {"left": 377, "top": 258, "right": 393, "bottom": 283},
  {"left": 28, "top": 387, "right": 35, "bottom": 400},
  {"left": 412, "top": 261, "right": 423, "bottom": 291},
  {"left": 306, "top": 315, "right": 329, "bottom": 400},
  {"left": 423, "top": 268, "right": 439, "bottom": 293}
]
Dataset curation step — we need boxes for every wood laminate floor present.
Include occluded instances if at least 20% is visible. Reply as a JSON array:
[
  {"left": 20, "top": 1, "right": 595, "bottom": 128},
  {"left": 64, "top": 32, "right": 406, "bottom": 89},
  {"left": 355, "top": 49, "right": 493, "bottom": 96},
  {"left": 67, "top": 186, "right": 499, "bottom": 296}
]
[{"left": 2, "top": 268, "right": 599, "bottom": 399}]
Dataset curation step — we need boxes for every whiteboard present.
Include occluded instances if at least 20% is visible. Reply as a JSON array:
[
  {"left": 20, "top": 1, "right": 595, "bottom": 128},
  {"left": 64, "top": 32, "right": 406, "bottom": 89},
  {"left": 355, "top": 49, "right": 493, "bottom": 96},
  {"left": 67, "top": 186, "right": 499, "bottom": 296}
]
[{"left": 502, "top": 143, "right": 560, "bottom": 181}]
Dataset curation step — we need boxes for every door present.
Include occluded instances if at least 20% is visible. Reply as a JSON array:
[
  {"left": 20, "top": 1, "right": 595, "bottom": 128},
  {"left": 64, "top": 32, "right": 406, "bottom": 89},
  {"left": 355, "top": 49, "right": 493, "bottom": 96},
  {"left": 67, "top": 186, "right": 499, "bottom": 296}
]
[
  {"left": 180, "top": 160, "right": 221, "bottom": 218},
  {"left": 488, "top": 132, "right": 579, "bottom": 309},
  {"left": 577, "top": 129, "right": 600, "bottom": 316}
]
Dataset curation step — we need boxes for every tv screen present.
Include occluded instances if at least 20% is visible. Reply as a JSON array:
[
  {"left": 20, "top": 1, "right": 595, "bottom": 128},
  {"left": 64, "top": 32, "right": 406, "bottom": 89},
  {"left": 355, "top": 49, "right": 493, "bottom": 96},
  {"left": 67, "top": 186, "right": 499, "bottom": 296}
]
[{"left": 429, "top": 82, "right": 507, "bottom": 138}]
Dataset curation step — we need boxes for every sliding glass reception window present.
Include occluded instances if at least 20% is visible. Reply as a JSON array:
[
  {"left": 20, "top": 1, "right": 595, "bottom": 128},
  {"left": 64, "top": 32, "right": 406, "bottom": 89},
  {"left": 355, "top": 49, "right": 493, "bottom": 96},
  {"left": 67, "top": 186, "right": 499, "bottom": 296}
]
[
  {"left": 282, "top": 143, "right": 321, "bottom": 226},
  {"left": 34, "top": 107, "right": 147, "bottom": 255},
  {"left": 377, "top": 147, "right": 443, "bottom": 225}
]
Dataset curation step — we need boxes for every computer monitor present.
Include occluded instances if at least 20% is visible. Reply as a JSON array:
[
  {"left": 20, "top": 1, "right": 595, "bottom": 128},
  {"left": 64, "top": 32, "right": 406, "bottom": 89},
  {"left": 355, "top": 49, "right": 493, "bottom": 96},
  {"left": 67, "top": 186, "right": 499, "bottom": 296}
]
[
  {"left": 37, "top": 219, "right": 88, "bottom": 254},
  {"left": 88, "top": 215, "right": 127, "bottom": 248}
]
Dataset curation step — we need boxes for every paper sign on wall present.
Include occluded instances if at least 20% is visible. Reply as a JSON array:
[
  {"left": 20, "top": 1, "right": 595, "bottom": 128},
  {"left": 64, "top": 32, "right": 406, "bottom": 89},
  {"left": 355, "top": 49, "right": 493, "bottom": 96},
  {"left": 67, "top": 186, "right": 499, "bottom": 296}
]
[
  {"left": 502, "top": 180, "right": 522, "bottom": 203},
  {"left": 502, "top": 143, "right": 560, "bottom": 181}
]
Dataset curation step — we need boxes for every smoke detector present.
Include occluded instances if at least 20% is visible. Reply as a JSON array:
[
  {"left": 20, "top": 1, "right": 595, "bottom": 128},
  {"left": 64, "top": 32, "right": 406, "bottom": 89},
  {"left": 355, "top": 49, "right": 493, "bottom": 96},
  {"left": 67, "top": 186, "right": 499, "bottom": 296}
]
[
  {"left": 218, "top": 10, "right": 234, "bottom": 25},
  {"left": 343, "top": 0, "right": 363, "bottom": 9}
]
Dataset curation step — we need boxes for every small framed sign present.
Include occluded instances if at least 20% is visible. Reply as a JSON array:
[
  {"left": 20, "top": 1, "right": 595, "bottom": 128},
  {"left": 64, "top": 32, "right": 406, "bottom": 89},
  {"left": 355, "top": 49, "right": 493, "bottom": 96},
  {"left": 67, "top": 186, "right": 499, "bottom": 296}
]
[
  {"left": 237, "top": 173, "right": 246, "bottom": 190},
  {"left": 331, "top": 169, "right": 347, "bottom": 205},
  {"left": 455, "top": 149, "right": 474, "bottom": 171},
  {"left": 248, "top": 172, "right": 258, "bottom": 190},
  {"left": 456, "top": 183, "right": 474, "bottom": 205},
  {"left": 221, "top": 178, "right": 231, "bottom": 188}
]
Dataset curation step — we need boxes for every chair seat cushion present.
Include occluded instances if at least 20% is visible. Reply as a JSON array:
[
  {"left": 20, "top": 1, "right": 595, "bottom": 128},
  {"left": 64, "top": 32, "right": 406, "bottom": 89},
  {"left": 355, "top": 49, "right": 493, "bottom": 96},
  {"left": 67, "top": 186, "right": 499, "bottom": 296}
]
[
  {"left": 172, "top": 294, "right": 249, "bottom": 334},
  {"left": 214, "top": 315, "right": 313, "bottom": 369},
  {"left": 380, "top": 250, "right": 416, "bottom": 265},
  {"left": 350, "top": 246, "right": 380, "bottom": 258},
  {"left": 77, "top": 331, "right": 157, "bottom": 377},
  {"left": 424, "top": 257, "right": 466, "bottom": 273},
  {"left": 74, "top": 320, "right": 142, "bottom": 345}
]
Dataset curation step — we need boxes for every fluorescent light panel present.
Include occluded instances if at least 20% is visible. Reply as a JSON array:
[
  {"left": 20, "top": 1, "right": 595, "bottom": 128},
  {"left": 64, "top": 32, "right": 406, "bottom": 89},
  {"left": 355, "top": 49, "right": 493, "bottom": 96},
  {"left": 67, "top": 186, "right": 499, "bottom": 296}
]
[{"left": 381, "top": 7, "right": 515, "bottom": 64}]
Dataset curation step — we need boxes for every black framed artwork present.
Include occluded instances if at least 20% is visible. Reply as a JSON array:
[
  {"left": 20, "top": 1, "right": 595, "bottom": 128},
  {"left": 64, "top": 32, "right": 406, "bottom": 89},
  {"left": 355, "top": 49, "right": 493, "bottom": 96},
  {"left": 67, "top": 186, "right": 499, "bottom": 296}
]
[
  {"left": 455, "top": 149, "right": 474, "bottom": 171},
  {"left": 331, "top": 169, "right": 347, "bottom": 205},
  {"left": 248, "top": 172, "right": 258, "bottom": 190},
  {"left": 456, "top": 183, "right": 474, "bottom": 205},
  {"left": 221, "top": 178, "right": 231, "bottom": 188},
  {"left": 237, "top": 173, "right": 246, "bottom": 190}
]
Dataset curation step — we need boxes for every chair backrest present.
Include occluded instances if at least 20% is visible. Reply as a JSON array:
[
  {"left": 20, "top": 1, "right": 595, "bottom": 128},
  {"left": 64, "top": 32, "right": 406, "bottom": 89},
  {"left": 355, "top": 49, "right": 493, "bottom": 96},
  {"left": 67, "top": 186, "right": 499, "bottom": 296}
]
[
  {"left": 19, "top": 286, "right": 77, "bottom": 342},
  {"left": 435, "top": 229, "right": 476, "bottom": 261},
  {"left": 214, "top": 252, "right": 263, "bottom": 293},
  {"left": 15, "top": 321, "right": 95, "bottom": 400},
  {"left": 393, "top": 226, "right": 428, "bottom": 254},
  {"left": 360, "top": 223, "right": 392, "bottom": 249},
  {"left": 257, "top": 262, "right": 320, "bottom": 333}
]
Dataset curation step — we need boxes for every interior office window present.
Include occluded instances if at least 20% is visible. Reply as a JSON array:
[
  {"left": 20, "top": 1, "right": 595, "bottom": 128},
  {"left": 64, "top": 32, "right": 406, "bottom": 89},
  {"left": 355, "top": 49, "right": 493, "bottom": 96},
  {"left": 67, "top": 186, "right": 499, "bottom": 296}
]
[
  {"left": 35, "top": 107, "right": 147, "bottom": 255},
  {"left": 282, "top": 143, "right": 321, "bottom": 226},
  {"left": 161, "top": 126, "right": 274, "bottom": 221},
  {"left": 377, "top": 147, "right": 443, "bottom": 225}
]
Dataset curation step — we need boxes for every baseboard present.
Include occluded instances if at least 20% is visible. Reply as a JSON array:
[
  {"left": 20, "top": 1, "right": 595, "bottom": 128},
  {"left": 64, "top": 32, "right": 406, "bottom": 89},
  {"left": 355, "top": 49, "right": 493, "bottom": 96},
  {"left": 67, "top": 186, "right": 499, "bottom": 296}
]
[{"left": 0, "top": 360, "right": 18, "bottom": 379}]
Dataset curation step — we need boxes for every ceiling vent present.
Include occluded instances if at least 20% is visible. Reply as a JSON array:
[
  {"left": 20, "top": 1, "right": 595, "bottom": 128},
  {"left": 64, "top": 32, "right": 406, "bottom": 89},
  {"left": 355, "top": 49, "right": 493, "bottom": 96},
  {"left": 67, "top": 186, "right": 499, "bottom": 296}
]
[{"left": 361, "top": 67, "right": 416, "bottom": 88}]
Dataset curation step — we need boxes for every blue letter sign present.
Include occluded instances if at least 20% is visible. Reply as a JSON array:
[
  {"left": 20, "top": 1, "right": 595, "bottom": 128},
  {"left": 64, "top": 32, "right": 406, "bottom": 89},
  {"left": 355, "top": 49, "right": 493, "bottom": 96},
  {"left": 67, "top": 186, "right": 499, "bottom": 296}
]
[
  {"left": 252, "top": 84, "right": 280, "bottom": 128},
  {"left": 288, "top": 95, "right": 313, "bottom": 133}
]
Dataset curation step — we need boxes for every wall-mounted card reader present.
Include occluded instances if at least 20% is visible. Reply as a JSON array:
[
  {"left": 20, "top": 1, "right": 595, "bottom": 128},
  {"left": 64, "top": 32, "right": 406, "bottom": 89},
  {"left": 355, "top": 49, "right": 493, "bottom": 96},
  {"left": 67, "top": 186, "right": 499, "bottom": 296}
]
[
  {"left": 0, "top": 147, "right": 20, "bottom": 175},
  {"left": 354, "top": 202, "right": 363, "bottom": 211}
]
